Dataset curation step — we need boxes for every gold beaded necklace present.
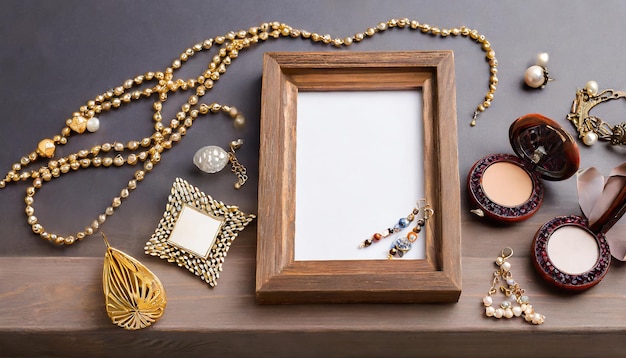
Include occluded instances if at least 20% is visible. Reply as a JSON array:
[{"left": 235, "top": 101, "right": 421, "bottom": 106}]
[{"left": 1, "top": 19, "right": 499, "bottom": 246}]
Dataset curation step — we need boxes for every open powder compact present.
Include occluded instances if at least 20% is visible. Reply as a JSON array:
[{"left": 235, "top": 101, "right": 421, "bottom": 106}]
[
  {"left": 467, "top": 113, "right": 580, "bottom": 223},
  {"left": 532, "top": 216, "right": 612, "bottom": 291},
  {"left": 532, "top": 168, "right": 626, "bottom": 291}
]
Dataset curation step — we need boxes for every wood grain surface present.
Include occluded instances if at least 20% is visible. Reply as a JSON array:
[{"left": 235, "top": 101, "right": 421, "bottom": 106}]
[
  {"left": 256, "top": 51, "right": 461, "bottom": 304},
  {"left": 3, "top": 1, "right": 626, "bottom": 357}
]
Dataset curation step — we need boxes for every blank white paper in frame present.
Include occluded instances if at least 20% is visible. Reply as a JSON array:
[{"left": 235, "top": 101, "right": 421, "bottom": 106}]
[{"left": 295, "top": 90, "right": 425, "bottom": 261}]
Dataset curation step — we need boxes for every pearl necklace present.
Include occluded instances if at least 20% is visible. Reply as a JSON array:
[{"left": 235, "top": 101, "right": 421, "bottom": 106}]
[{"left": 0, "top": 19, "right": 499, "bottom": 246}]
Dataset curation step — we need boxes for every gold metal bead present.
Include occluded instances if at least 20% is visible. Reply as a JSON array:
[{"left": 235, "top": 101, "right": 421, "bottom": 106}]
[
  {"left": 36, "top": 139, "right": 56, "bottom": 158},
  {"left": 234, "top": 114, "right": 246, "bottom": 128},
  {"left": 31, "top": 224, "right": 43, "bottom": 234},
  {"left": 69, "top": 116, "right": 87, "bottom": 133}
]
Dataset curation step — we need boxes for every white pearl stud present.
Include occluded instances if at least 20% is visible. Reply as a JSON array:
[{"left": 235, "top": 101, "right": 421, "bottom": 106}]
[
  {"left": 583, "top": 131, "right": 598, "bottom": 146},
  {"left": 584, "top": 80, "right": 599, "bottom": 96},
  {"left": 524, "top": 52, "right": 553, "bottom": 89}
]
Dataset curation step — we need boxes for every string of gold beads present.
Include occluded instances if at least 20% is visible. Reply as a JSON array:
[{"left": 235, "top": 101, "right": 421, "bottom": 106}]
[{"left": 1, "top": 19, "right": 498, "bottom": 245}]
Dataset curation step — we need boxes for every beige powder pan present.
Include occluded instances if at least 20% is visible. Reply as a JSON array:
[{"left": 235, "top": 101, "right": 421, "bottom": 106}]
[
  {"left": 467, "top": 114, "right": 579, "bottom": 223},
  {"left": 532, "top": 216, "right": 610, "bottom": 291},
  {"left": 481, "top": 162, "right": 533, "bottom": 207}
]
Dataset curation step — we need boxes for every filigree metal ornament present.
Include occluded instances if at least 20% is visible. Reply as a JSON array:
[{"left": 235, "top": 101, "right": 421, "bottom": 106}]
[
  {"left": 567, "top": 81, "right": 626, "bottom": 146},
  {"left": 102, "top": 232, "right": 167, "bottom": 330},
  {"left": 144, "top": 178, "right": 256, "bottom": 287}
]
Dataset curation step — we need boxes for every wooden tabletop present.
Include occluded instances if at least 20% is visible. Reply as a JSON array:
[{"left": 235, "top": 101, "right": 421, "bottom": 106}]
[{"left": 2, "top": 1, "right": 626, "bottom": 357}]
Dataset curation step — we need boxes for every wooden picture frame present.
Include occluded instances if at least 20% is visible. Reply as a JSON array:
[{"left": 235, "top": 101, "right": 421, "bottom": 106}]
[{"left": 256, "top": 51, "right": 461, "bottom": 303}]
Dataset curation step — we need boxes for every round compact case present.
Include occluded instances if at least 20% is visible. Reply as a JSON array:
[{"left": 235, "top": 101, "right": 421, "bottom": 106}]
[
  {"left": 531, "top": 165, "right": 626, "bottom": 291},
  {"left": 531, "top": 215, "right": 611, "bottom": 291},
  {"left": 467, "top": 113, "right": 580, "bottom": 223}
]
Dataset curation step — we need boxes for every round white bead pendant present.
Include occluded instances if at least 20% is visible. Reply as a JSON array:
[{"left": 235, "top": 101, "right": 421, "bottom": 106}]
[
  {"left": 86, "top": 117, "right": 100, "bottom": 132},
  {"left": 583, "top": 131, "right": 598, "bottom": 146},
  {"left": 585, "top": 80, "right": 599, "bottom": 96},
  {"left": 524, "top": 65, "right": 546, "bottom": 88},
  {"left": 193, "top": 146, "right": 229, "bottom": 173}
]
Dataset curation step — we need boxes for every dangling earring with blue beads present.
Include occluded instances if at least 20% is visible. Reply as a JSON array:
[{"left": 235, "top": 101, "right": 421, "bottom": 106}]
[{"left": 358, "top": 200, "right": 433, "bottom": 259}]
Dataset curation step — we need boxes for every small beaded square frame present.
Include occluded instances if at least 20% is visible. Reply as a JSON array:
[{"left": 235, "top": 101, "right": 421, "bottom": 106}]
[{"left": 144, "top": 177, "right": 255, "bottom": 287}]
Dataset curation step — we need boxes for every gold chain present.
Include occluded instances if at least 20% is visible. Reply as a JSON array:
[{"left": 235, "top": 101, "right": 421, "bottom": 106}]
[
  {"left": 568, "top": 85, "right": 626, "bottom": 145},
  {"left": 228, "top": 139, "right": 248, "bottom": 189},
  {"left": 0, "top": 19, "right": 498, "bottom": 246}
]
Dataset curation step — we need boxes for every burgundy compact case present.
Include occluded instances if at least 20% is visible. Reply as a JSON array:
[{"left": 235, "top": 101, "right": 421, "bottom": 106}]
[
  {"left": 531, "top": 166, "right": 626, "bottom": 291},
  {"left": 531, "top": 216, "right": 611, "bottom": 291},
  {"left": 467, "top": 113, "right": 580, "bottom": 223}
]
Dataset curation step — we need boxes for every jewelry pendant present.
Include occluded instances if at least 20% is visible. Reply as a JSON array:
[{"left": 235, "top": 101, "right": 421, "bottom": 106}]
[
  {"left": 193, "top": 139, "right": 248, "bottom": 189},
  {"left": 389, "top": 236, "right": 413, "bottom": 258},
  {"left": 359, "top": 200, "right": 433, "bottom": 259},
  {"left": 567, "top": 80, "right": 626, "bottom": 146},
  {"left": 102, "top": 232, "right": 167, "bottom": 330},
  {"left": 482, "top": 248, "right": 545, "bottom": 325}
]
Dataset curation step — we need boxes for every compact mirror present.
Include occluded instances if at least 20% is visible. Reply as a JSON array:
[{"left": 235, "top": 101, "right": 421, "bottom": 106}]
[
  {"left": 467, "top": 114, "right": 580, "bottom": 223},
  {"left": 532, "top": 215, "right": 611, "bottom": 291}
]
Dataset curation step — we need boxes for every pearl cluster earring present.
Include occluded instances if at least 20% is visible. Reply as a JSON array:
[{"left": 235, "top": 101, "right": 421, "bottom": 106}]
[
  {"left": 524, "top": 52, "right": 553, "bottom": 89},
  {"left": 482, "top": 248, "right": 545, "bottom": 325}
]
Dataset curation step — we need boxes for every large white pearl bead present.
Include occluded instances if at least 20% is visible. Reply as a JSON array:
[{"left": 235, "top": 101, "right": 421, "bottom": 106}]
[
  {"left": 536, "top": 52, "right": 549, "bottom": 67},
  {"left": 485, "top": 306, "right": 495, "bottom": 317},
  {"left": 524, "top": 65, "right": 546, "bottom": 88},
  {"left": 501, "top": 261, "right": 511, "bottom": 272},
  {"left": 583, "top": 131, "right": 598, "bottom": 146},
  {"left": 512, "top": 306, "right": 523, "bottom": 317},
  {"left": 585, "top": 80, "right": 599, "bottom": 96},
  {"left": 193, "top": 146, "right": 229, "bottom": 173},
  {"left": 86, "top": 117, "right": 100, "bottom": 132},
  {"left": 482, "top": 296, "right": 493, "bottom": 306}
]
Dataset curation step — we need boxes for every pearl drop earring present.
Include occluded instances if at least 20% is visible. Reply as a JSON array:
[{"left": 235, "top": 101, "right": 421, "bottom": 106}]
[
  {"left": 193, "top": 139, "right": 248, "bottom": 189},
  {"left": 482, "top": 248, "right": 545, "bottom": 325},
  {"left": 524, "top": 52, "right": 553, "bottom": 89}
]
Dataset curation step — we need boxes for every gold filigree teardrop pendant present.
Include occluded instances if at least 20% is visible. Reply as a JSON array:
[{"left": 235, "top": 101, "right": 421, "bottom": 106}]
[{"left": 101, "top": 232, "right": 166, "bottom": 330}]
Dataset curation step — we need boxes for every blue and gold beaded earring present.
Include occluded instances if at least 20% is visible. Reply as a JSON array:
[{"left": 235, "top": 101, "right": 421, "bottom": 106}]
[{"left": 358, "top": 200, "right": 433, "bottom": 259}]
